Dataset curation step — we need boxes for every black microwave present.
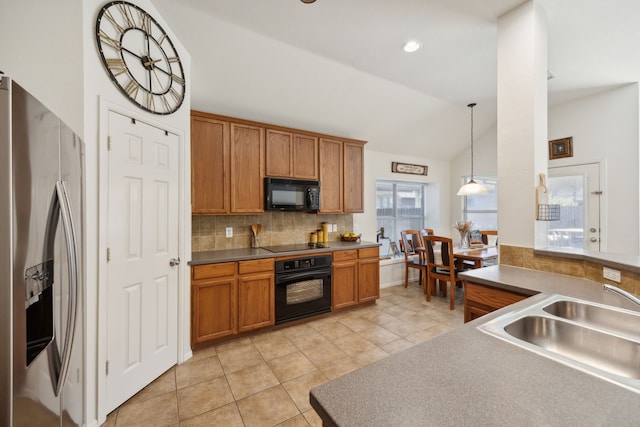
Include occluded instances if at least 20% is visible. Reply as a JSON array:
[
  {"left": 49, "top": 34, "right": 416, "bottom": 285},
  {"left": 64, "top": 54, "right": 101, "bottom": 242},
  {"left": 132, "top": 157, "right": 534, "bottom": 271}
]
[{"left": 265, "top": 178, "right": 320, "bottom": 211}]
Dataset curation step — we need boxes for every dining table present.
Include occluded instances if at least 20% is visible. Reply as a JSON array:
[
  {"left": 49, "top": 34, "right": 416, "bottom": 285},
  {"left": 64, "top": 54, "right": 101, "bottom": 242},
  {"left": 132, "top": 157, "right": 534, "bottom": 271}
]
[{"left": 453, "top": 245, "right": 498, "bottom": 269}]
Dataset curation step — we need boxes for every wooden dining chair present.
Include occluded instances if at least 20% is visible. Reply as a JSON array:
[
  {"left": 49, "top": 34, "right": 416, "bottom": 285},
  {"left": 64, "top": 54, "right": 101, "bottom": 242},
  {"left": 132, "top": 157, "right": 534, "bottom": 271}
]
[
  {"left": 400, "top": 230, "right": 427, "bottom": 289},
  {"left": 480, "top": 230, "right": 498, "bottom": 246},
  {"left": 423, "top": 235, "right": 463, "bottom": 310}
]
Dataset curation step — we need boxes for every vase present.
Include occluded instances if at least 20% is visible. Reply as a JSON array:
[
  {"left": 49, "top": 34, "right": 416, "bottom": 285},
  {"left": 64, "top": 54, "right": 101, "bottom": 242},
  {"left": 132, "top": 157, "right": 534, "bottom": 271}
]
[{"left": 458, "top": 230, "right": 470, "bottom": 249}]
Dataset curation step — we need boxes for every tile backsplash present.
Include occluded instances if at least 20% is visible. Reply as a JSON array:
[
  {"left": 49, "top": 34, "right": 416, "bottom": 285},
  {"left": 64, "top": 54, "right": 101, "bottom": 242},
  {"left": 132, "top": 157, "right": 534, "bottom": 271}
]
[{"left": 192, "top": 212, "right": 354, "bottom": 251}]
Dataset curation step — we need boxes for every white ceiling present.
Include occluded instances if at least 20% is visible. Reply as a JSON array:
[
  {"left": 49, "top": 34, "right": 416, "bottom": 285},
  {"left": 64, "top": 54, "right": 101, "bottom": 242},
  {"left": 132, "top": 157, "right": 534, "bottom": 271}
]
[{"left": 153, "top": 0, "right": 640, "bottom": 160}]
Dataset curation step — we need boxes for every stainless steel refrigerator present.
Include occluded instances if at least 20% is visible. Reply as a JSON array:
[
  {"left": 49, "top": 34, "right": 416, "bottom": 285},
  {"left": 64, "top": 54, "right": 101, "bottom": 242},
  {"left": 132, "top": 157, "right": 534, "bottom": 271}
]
[{"left": 0, "top": 75, "right": 84, "bottom": 426}]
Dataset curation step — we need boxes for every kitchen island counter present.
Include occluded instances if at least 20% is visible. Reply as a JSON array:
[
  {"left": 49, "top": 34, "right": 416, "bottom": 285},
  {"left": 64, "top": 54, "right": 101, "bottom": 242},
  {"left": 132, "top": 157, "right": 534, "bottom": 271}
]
[{"left": 310, "top": 265, "right": 640, "bottom": 426}]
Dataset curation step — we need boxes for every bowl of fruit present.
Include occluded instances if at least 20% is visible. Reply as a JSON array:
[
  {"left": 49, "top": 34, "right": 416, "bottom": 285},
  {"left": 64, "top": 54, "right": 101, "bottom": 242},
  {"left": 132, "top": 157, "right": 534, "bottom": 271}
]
[{"left": 341, "top": 232, "right": 362, "bottom": 242}]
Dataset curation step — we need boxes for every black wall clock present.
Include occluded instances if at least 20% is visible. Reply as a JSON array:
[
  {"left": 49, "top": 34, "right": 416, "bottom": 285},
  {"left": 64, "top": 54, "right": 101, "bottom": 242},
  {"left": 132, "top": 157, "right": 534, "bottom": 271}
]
[{"left": 96, "top": 1, "right": 185, "bottom": 115}]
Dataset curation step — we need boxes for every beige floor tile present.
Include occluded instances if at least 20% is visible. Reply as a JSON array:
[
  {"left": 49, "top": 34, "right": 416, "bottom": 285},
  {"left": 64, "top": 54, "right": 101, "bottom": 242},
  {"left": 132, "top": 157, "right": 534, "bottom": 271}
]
[
  {"left": 180, "top": 402, "right": 244, "bottom": 427},
  {"left": 217, "top": 343, "right": 264, "bottom": 374},
  {"left": 381, "top": 294, "right": 416, "bottom": 306},
  {"left": 177, "top": 376, "right": 235, "bottom": 420},
  {"left": 280, "top": 323, "right": 315, "bottom": 338},
  {"left": 175, "top": 355, "right": 224, "bottom": 389},
  {"left": 215, "top": 337, "right": 254, "bottom": 354},
  {"left": 395, "top": 312, "right": 440, "bottom": 330},
  {"left": 299, "top": 342, "right": 349, "bottom": 368},
  {"left": 337, "top": 315, "right": 377, "bottom": 332},
  {"left": 190, "top": 345, "right": 217, "bottom": 361},
  {"left": 382, "top": 304, "right": 417, "bottom": 318},
  {"left": 380, "top": 338, "right": 415, "bottom": 354},
  {"left": 303, "top": 408, "right": 324, "bottom": 427},
  {"left": 319, "top": 358, "right": 361, "bottom": 380},
  {"left": 236, "top": 385, "right": 300, "bottom": 427},
  {"left": 358, "top": 310, "right": 398, "bottom": 325},
  {"left": 353, "top": 347, "right": 389, "bottom": 367},
  {"left": 268, "top": 350, "right": 317, "bottom": 382},
  {"left": 357, "top": 325, "right": 401, "bottom": 346},
  {"left": 310, "top": 320, "right": 354, "bottom": 341},
  {"left": 379, "top": 319, "right": 421, "bottom": 337},
  {"left": 226, "top": 360, "right": 280, "bottom": 400},
  {"left": 276, "top": 414, "right": 311, "bottom": 426},
  {"left": 252, "top": 332, "right": 298, "bottom": 360},
  {"left": 116, "top": 391, "right": 178, "bottom": 426},
  {"left": 282, "top": 371, "right": 329, "bottom": 413},
  {"left": 332, "top": 333, "right": 379, "bottom": 356},
  {"left": 125, "top": 368, "right": 176, "bottom": 405},
  {"left": 287, "top": 329, "right": 332, "bottom": 350},
  {"left": 405, "top": 324, "right": 455, "bottom": 344}
]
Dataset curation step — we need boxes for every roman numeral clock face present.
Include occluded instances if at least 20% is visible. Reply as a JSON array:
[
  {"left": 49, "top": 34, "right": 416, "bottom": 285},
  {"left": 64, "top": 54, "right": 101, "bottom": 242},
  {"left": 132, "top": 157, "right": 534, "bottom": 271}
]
[{"left": 96, "top": 1, "right": 185, "bottom": 115}]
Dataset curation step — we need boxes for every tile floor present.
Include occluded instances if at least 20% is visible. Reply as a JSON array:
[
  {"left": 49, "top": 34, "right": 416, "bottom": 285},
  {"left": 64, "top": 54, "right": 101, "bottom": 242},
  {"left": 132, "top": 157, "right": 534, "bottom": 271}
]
[{"left": 102, "top": 282, "right": 465, "bottom": 426}]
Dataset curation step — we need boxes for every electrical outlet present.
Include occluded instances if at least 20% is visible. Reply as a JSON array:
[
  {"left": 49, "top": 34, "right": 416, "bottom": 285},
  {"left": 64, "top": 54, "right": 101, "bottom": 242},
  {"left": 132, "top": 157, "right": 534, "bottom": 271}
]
[
  {"left": 226, "top": 227, "right": 233, "bottom": 238},
  {"left": 332, "top": 224, "right": 337, "bottom": 232},
  {"left": 603, "top": 266, "right": 621, "bottom": 283}
]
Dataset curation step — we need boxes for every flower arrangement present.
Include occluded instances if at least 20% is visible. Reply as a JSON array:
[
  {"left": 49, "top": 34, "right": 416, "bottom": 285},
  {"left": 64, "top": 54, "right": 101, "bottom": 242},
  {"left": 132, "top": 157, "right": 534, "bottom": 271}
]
[{"left": 453, "top": 220, "right": 473, "bottom": 248}]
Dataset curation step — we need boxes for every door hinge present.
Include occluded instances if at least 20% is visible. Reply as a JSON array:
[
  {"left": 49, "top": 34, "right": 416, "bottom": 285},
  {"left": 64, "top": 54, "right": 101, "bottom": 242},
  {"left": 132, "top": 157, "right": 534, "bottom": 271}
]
[
  {"left": 107, "top": 136, "right": 112, "bottom": 151},
  {"left": 106, "top": 248, "right": 111, "bottom": 262},
  {"left": 591, "top": 190, "right": 603, "bottom": 195},
  {"left": 106, "top": 360, "right": 109, "bottom": 375}
]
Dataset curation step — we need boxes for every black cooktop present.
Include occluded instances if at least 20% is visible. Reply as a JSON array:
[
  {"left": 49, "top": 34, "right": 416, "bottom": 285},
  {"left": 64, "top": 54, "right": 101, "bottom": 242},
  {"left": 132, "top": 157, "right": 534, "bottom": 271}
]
[{"left": 262, "top": 243, "right": 331, "bottom": 253}]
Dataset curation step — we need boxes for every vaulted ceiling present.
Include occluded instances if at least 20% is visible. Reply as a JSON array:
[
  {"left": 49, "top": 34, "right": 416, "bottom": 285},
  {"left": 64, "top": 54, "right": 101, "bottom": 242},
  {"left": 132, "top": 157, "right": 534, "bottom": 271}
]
[{"left": 153, "top": 0, "right": 640, "bottom": 160}]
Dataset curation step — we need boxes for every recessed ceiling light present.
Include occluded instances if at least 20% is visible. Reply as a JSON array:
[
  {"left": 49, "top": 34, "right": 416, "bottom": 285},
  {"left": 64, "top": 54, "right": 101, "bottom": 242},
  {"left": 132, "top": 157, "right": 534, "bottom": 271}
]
[{"left": 403, "top": 40, "right": 421, "bottom": 53}]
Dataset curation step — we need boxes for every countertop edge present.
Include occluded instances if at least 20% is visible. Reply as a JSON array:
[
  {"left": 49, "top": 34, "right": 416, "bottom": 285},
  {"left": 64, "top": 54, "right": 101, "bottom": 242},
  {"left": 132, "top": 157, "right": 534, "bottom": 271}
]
[{"left": 534, "top": 247, "right": 640, "bottom": 274}]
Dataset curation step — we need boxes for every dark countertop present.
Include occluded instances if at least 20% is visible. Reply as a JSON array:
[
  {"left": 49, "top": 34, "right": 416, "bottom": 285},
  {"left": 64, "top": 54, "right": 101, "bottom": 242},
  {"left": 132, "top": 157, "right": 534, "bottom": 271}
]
[
  {"left": 310, "top": 265, "right": 640, "bottom": 426},
  {"left": 535, "top": 247, "right": 640, "bottom": 274},
  {"left": 189, "top": 240, "right": 380, "bottom": 265}
]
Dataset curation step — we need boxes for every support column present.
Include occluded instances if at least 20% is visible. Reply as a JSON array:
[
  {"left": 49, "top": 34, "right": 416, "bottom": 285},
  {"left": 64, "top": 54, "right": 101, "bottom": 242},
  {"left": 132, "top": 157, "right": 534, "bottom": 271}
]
[{"left": 497, "top": 0, "right": 548, "bottom": 253}]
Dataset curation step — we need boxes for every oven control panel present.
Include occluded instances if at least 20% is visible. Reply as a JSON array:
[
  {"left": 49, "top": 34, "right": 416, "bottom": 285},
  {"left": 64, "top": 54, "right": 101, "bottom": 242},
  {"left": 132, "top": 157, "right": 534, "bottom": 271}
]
[{"left": 276, "top": 255, "right": 332, "bottom": 273}]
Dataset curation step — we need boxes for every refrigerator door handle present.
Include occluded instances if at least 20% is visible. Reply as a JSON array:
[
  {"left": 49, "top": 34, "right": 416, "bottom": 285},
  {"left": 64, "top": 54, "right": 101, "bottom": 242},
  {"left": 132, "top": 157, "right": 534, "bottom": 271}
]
[{"left": 44, "top": 180, "right": 79, "bottom": 396}]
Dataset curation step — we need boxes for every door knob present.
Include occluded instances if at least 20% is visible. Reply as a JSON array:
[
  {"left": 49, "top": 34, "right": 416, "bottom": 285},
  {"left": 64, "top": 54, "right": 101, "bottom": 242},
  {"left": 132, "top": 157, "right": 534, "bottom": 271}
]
[
  {"left": 590, "top": 237, "right": 598, "bottom": 243},
  {"left": 170, "top": 257, "right": 181, "bottom": 267}
]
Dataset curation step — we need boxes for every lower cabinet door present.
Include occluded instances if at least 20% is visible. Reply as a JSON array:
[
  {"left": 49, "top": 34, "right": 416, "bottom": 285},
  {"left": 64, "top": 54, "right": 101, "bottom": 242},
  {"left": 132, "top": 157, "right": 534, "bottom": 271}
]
[
  {"left": 192, "top": 277, "right": 237, "bottom": 345},
  {"left": 333, "top": 261, "right": 358, "bottom": 310},
  {"left": 358, "top": 258, "right": 380, "bottom": 303},
  {"left": 238, "top": 272, "right": 275, "bottom": 332}
]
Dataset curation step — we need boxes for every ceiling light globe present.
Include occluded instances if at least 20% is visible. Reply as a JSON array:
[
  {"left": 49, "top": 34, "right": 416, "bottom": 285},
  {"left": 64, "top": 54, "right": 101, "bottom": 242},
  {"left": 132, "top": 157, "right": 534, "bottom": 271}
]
[{"left": 403, "top": 40, "right": 421, "bottom": 53}]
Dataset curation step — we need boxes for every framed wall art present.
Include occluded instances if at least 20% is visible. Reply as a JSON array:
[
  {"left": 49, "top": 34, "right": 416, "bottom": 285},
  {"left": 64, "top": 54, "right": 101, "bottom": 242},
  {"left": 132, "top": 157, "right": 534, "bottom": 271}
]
[{"left": 549, "top": 137, "right": 573, "bottom": 160}]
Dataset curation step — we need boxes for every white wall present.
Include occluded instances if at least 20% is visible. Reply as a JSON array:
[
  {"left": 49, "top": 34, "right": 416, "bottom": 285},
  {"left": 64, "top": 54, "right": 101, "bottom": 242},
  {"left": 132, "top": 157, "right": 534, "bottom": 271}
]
[
  {"left": 449, "top": 124, "right": 498, "bottom": 227},
  {"left": 548, "top": 84, "right": 640, "bottom": 255},
  {"left": 355, "top": 149, "right": 451, "bottom": 243}
]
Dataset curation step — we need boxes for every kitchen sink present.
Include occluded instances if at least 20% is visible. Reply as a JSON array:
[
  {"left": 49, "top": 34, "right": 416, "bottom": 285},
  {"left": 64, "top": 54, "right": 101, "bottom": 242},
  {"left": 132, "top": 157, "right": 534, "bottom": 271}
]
[{"left": 479, "top": 294, "right": 640, "bottom": 393}]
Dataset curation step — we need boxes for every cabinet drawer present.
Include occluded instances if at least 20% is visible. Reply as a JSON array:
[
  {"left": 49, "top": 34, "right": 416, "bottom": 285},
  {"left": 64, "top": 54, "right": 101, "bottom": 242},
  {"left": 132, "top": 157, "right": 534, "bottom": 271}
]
[
  {"left": 358, "top": 247, "right": 379, "bottom": 260},
  {"left": 333, "top": 250, "right": 358, "bottom": 262},
  {"left": 192, "top": 262, "right": 236, "bottom": 280},
  {"left": 238, "top": 258, "right": 274, "bottom": 275},
  {"left": 465, "top": 281, "right": 527, "bottom": 309}
]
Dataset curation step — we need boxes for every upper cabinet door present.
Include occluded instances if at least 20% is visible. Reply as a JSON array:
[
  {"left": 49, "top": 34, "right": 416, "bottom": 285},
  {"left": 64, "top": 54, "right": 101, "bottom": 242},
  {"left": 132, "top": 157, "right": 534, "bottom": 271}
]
[
  {"left": 191, "top": 116, "right": 230, "bottom": 214},
  {"left": 292, "top": 133, "right": 318, "bottom": 180},
  {"left": 265, "top": 129, "right": 292, "bottom": 178},
  {"left": 343, "top": 142, "right": 364, "bottom": 213},
  {"left": 265, "top": 130, "right": 318, "bottom": 180},
  {"left": 319, "top": 138, "right": 343, "bottom": 213},
  {"left": 230, "top": 123, "right": 265, "bottom": 213}
]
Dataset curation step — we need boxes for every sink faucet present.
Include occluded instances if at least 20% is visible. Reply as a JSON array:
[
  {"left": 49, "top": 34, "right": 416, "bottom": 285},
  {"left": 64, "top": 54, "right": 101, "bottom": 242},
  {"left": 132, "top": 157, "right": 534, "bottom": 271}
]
[
  {"left": 376, "top": 227, "right": 385, "bottom": 243},
  {"left": 603, "top": 284, "right": 640, "bottom": 308}
]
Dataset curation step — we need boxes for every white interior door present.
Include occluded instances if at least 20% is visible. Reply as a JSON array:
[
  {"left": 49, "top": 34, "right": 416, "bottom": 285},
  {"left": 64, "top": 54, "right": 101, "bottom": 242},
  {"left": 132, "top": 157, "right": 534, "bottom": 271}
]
[
  {"left": 105, "top": 111, "right": 179, "bottom": 412},
  {"left": 548, "top": 163, "right": 601, "bottom": 251}
]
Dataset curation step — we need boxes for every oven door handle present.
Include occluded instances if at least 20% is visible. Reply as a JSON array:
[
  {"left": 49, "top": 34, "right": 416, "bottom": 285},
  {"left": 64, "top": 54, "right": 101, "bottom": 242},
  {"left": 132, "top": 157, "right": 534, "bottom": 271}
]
[{"left": 276, "top": 267, "right": 331, "bottom": 284}]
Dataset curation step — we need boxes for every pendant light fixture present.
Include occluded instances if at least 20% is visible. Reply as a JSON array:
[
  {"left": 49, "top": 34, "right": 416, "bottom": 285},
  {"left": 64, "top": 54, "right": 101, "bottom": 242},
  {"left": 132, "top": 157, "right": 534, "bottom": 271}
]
[{"left": 457, "top": 102, "right": 488, "bottom": 196}]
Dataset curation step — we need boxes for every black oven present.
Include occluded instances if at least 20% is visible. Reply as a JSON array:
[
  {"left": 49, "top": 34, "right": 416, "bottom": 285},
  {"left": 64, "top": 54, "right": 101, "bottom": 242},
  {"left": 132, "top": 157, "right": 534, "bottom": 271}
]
[{"left": 275, "top": 255, "right": 332, "bottom": 324}]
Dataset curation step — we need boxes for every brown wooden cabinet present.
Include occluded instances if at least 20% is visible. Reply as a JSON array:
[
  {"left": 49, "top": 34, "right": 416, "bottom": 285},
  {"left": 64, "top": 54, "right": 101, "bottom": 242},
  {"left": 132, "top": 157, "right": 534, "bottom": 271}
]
[
  {"left": 357, "top": 247, "right": 380, "bottom": 302},
  {"left": 332, "top": 250, "right": 358, "bottom": 309},
  {"left": 332, "top": 247, "right": 380, "bottom": 310},
  {"left": 265, "top": 129, "right": 318, "bottom": 180},
  {"left": 191, "top": 263, "right": 237, "bottom": 345},
  {"left": 230, "top": 123, "right": 265, "bottom": 213},
  {"left": 190, "top": 115, "right": 230, "bottom": 214},
  {"left": 237, "top": 259, "right": 275, "bottom": 332},
  {"left": 343, "top": 142, "right": 364, "bottom": 213},
  {"left": 191, "top": 259, "right": 274, "bottom": 348},
  {"left": 463, "top": 281, "right": 528, "bottom": 323},
  {"left": 319, "top": 138, "right": 343, "bottom": 213}
]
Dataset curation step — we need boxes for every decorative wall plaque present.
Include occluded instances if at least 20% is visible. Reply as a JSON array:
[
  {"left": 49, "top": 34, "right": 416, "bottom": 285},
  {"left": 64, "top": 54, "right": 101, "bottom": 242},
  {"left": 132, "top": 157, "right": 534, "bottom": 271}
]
[{"left": 391, "top": 162, "right": 428, "bottom": 176}]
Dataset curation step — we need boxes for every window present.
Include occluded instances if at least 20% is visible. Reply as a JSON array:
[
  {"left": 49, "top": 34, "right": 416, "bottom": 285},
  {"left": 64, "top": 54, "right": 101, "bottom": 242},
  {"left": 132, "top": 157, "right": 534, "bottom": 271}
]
[
  {"left": 376, "top": 180, "right": 428, "bottom": 246},
  {"left": 462, "top": 177, "right": 497, "bottom": 230}
]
